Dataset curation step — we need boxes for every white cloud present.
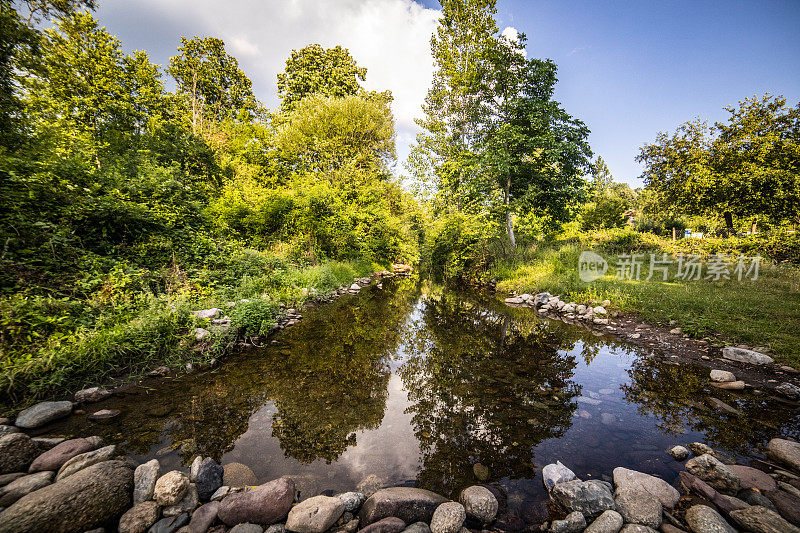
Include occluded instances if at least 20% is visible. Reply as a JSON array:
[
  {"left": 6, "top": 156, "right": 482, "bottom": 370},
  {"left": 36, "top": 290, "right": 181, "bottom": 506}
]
[
  {"left": 113, "top": 0, "right": 441, "bottom": 171},
  {"left": 501, "top": 26, "right": 527, "bottom": 58}
]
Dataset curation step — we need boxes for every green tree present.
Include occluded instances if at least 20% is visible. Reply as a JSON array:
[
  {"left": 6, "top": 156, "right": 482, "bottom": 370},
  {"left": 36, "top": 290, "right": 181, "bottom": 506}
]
[
  {"left": 591, "top": 156, "right": 613, "bottom": 191},
  {"left": 168, "top": 36, "right": 259, "bottom": 134},
  {"left": 637, "top": 94, "right": 800, "bottom": 230},
  {"left": 408, "top": 0, "right": 499, "bottom": 208},
  {"left": 479, "top": 33, "right": 592, "bottom": 245},
  {"left": 276, "top": 43, "right": 367, "bottom": 113}
]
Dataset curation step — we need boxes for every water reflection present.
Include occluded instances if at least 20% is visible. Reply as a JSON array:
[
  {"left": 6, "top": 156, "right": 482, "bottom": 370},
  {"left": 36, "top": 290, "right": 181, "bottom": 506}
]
[{"left": 37, "top": 278, "right": 800, "bottom": 520}]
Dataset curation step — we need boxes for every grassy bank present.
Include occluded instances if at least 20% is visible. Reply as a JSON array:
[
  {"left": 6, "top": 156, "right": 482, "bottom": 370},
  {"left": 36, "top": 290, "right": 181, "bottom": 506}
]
[
  {"left": 492, "top": 228, "right": 800, "bottom": 365},
  {"left": 0, "top": 251, "right": 378, "bottom": 411}
]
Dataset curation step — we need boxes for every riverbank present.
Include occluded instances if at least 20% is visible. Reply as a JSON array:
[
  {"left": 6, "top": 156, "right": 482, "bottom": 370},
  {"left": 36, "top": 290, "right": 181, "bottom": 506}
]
[
  {"left": 491, "top": 231, "right": 800, "bottom": 367},
  {"left": 0, "top": 254, "right": 406, "bottom": 413}
]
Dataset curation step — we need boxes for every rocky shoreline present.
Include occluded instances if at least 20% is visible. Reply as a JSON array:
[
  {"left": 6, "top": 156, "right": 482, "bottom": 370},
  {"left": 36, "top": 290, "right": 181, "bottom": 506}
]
[{"left": 3, "top": 413, "right": 800, "bottom": 533}]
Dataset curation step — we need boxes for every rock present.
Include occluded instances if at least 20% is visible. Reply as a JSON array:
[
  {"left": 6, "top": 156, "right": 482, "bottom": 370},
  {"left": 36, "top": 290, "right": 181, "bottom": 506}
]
[
  {"left": 0, "top": 471, "right": 54, "bottom": 506},
  {"left": 210, "top": 486, "right": 230, "bottom": 501},
  {"left": 766, "top": 489, "right": 800, "bottom": 525},
  {"left": 551, "top": 479, "right": 616, "bottom": 519},
  {"left": 614, "top": 490, "right": 661, "bottom": 528},
  {"left": 193, "top": 328, "right": 210, "bottom": 341},
  {"left": 189, "top": 456, "right": 203, "bottom": 481},
  {"left": 429, "top": 502, "right": 465, "bottom": 533},
  {"left": 727, "top": 465, "right": 777, "bottom": 492},
  {"left": 684, "top": 505, "right": 735, "bottom": 533},
  {"left": 75, "top": 387, "right": 111, "bottom": 403},
  {"left": 29, "top": 438, "right": 94, "bottom": 473},
  {"left": 618, "top": 526, "right": 658, "bottom": 533},
  {"left": 359, "top": 487, "right": 448, "bottom": 526},
  {"left": 459, "top": 485, "right": 498, "bottom": 523},
  {"left": 687, "top": 443, "right": 715, "bottom": 457},
  {"left": 402, "top": 522, "right": 431, "bottom": 533},
  {"left": 710, "top": 370, "right": 736, "bottom": 383},
  {"left": 0, "top": 459, "right": 133, "bottom": 533},
  {"left": 0, "top": 433, "right": 39, "bottom": 475},
  {"left": 739, "top": 488, "right": 776, "bottom": 511},
  {"left": 543, "top": 461, "right": 577, "bottom": 490},
  {"left": 712, "top": 381, "right": 746, "bottom": 391},
  {"left": 119, "top": 500, "right": 161, "bottom": 533},
  {"left": 163, "top": 483, "right": 197, "bottom": 516},
  {"left": 338, "top": 491, "right": 365, "bottom": 512},
  {"left": 14, "top": 401, "right": 73, "bottom": 429},
  {"left": 550, "top": 511, "right": 585, "bottom": 533},
  {"left": 195, "top": 458, "right": 223, "bottom": 501},
  {"left": 668, "top": 446, "right": 690, "bottom": 461},
  {"left": 708, "top": 398, "right": 742, "bottom": 416},
  {"left": 685, "top": 454, "right": 740, "bottom": 494},
  {"left": 223, "top": 462, "right": 258, "bottom": 487},
  {"left": 679, "top": 471, "right": 744, "bottom": 515},
  {"left": 722, "top": 346, "right": 774, "bottom": 365},
  {"left": 192, "top": 309, "right": 221, "bottom": 320},
  {"left": 154, "top": 471, "right": 190, "bottom": 506},
  {"left": 729, "top": 505, "right": 800, "bottom": 533},
  {"left": 230, "top": 525, "right": 265, "bottom": 533},
  {"left": 769, "top": 438, "right": 800, "bottom": 472},
  {"left": 218, "top": 477, "right": 295, "bottom": 526},
  {"left": 777, "top": 383, "right": 800, "bottom": 400},
  {"left": 148, "top": 513, "right": 189, "bottom": 533},
  {"left": 584, "top": 510, "right": 623, "bottom": 533},
  {"left": 357, "top": 475, "right": 385, "bottom": 498},
  {"left": 264, "top": 524, "right": 285, "bottom": 533},
  {"left": 56, "top": 444, "right": 116, "bottom": 480},
  {"left": 0, "top": 473, "right": 25, "bottom": 487},
  {"left": 134, "top": 459, "right": 161, "bottom": 504},
  {"left": 612, "top": 467, "right": 680, "bottom": 509},
  {"left": 88, "top": 409, "right": 121, "bottom": 421},
  {"left": 360, "top": 517, "right": 407, "bottom": 533},
  {"left": 0, "top": 425, "right": 19, "bottom": 437},
  {"left": 286, "top": 495, "right": 345, "bottom": 533},
  {"left": 473, "top": 463, "right": 489, "bottom": 481},
  {"left": 188, "top": 501, "right": 219, "bottom": 532},
  {"left": 504, "top": 297, "right": 524, "bottom": 305}
]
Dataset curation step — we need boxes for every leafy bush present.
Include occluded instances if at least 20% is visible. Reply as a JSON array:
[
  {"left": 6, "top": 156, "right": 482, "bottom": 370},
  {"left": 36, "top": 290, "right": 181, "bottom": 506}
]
[{"left": 229, "top": 299, "right": 283, "bottom": 337}]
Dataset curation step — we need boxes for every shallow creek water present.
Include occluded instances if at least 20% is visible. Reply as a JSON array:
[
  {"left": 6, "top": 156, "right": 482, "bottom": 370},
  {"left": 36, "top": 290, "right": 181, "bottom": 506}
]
[{"left": 38, "top": 277, "right": 800, "bottom": 525}]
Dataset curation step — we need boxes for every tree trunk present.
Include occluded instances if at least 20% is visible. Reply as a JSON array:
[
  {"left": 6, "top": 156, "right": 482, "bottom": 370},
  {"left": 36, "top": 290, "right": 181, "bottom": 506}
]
[
  {"left": 505, "top": 176, "right": 516, "bottom": 248},
  {"left": 724, "top": 211, "right": 734, "bottom": 235}
]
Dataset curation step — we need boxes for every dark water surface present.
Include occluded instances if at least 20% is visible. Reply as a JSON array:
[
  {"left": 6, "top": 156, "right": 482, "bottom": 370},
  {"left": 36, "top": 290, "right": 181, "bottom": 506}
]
[{"left": 39, "top": 278, "right": 800, "bottom": 524}]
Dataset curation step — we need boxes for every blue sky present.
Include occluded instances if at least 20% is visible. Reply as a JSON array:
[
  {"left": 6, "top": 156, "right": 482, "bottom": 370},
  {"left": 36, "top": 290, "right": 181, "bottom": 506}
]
[{"left": 92, "top": 0, "right": 800, "bottom": 186}]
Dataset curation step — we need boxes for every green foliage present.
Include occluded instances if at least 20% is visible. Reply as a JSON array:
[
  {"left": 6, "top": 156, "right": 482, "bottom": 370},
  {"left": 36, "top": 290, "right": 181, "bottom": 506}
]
[
  {"left": 277, "top": 43, "right": 367, "bottom": 112},
  {"left": 424, "top": 212, "right": 494, "bottom": 282},
  {"left": 229, "top": 299, "right": 282, "bottom": 337},
  {"left": 580, "top": 183, "right": 635, "bottom": 230}
]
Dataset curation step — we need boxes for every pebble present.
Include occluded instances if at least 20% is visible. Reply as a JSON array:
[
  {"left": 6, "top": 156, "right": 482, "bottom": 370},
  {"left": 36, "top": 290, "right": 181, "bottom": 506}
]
[{"left": 668, "top": 446, "right": 690, "bottom": 461}]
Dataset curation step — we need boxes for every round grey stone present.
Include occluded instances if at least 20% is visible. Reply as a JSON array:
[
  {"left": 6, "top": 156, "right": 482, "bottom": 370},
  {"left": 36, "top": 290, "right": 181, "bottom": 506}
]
[
  {"left": 430, "top": 502, "right": 465, "bottom": 533},
  {"left": 685, "top": 504, "right": 735, "bottom": 533},
  {"left": 585, "top": 510, "right": 623, "bottom": 533},
  {"left": 459, "top": 485, "right": 498, "bottom": 523},
  {"left": 14, "top": 401, "right": 73, "bottom": 429}
]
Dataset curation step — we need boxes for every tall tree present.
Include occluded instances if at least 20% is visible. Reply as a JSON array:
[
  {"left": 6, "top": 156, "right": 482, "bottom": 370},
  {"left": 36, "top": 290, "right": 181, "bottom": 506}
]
[
  {"left": 408, "top": 0, "right": 499, "bottom": 209},
  {"left": 168, "top": 37, "right": 258, "bottom": 134},
  {"left": 276, "top": 44, "right": 366, "bottom": 113},
  {"left": 591, "top": 156, "right": 613, "bottom": 191},
  {"left": 479, "top": 33, "right": 592, "bottom": 245}
]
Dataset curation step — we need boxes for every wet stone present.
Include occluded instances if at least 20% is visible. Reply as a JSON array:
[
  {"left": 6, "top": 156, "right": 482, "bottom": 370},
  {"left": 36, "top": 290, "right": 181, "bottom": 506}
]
[
  {"left": 118, "top": 500, "right": 161, "bottom": 533},
  {"left": 459, "top": 485, "right": 498, "bottom": 523},
  {"left": 550, "top": 511, "right": 585, "bottom": 533},
  {"left": 0, "top": 434, "right": 39, "bottom": 475},
  {"left": 223, "top": 462, "right": 258, "bottom": 487},
  {"left": 551, "top": 479, "right": 616, "bottom": 519},
  {"left": 614, "top": 490, "right": 661, "bottom": 529},
  {"left": 684, "top": 505, "right": 735, "bottom": 533},
  {"left": 134, "top": 459, "right": 161, "bottom": 504},
  {"left": 154, "top": 471, "right": 190, "bottom": 507},
  {"left": 584, "top": 510, "right": 623, "bottom": 533},
  {"left": 29, "top": 437, "right": 94, "bottom": 473},
  {"left": 14, "top": 401, "right": 73, "bottom": 429},
  {"left": 148, "top": 512, "right": 189, "bottom": 533},
  {"left": 668, "top": 446, "right": 690, "bottom": 461},
  {"left": 429, "top": 502, "right": 465, "bottom": 533}
]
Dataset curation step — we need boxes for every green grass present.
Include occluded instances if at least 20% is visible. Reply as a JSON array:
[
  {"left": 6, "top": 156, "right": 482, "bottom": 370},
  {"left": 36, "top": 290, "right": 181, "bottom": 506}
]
[
  {"left": 492, "top": 237, "right": 800, "bottom": 366},
  {"left": 0, "top": 253, "right": 378, "bottom": 411}
]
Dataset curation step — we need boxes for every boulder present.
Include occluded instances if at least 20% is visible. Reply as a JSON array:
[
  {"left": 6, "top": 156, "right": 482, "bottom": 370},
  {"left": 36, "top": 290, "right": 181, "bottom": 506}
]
[
  {"left": 134, "top": 459, "right": 161, "bottom": 504},
  {"left": 359, "top": 517, "right": 406, "bottom": 533},
  {"left": 0, "top": 433, "right": 39, "bottom": 475},
  {"left": 195, "top": 458, "right": 223, "bottom": 501},
  {"left": 402, "top": 523, "right": 431, "bottom": 533},
  {"left": 612, "top": 467, "right": 680, "bottom": 509},
  {"left": 739, "top": 488, "right": 776, "bottom": 511},
  {"left": 148, "top": 512, "right": 189, "bottom": 533},
  {"left": 231, "top": 525, "right": 265, "bottom": 533},
  {"left": 187, "top": 501, "right": 219, "bottom": 533},
  {"left": 459, "top": 485, "right": 498, "bottom": 523},
  {"left": 668, "top": 446, "right": 690, "bottom": 461},
  {"left": 614, "top": 490, "right": 661, "bottom": 529},
  {"left": 769, "top": 438, "right": 800, "bottom": 472},
  {"left": 777, "top": 383, "right": 800, "bottom": 400},
  {"left": 727, "top": 465, "right": 777, "bottom": 492},
  {"left": 729, "top": 505, "right": 800, "bottom": 533},
  {"left": 217, "top": 477, "right": 295, "bottom": 526},
  {"left": 685, "top": 454, "right": 740, "bottom": 494},
  {"left": 584, "top": 510, "right": 623, "bottom": 533},
  {"left": 429, "top": 502, "right": 465, "bottom": 533},
  {"left": 551, "top": 479, "right": 616, "bottom": 519},
  {"left": 286, "top": 495, "right": 345, "bottom": 533},
  {"left": 684, "top": 505, "right": 735, "bottom": 533},
  {"left": 359, "top": 487, "right": 448, "bottom": 526},
  {"left": 118, "top": 500, "right": 160, "bottom": 533},
  {"left": 192, "top": 309, "right": 221, "bottom": 320},
  {"left": 29, "top": 438, "right": 94, "bottom": 473},
  {"left": 163, "top": 483, "right": 197, "bottom": 516},
  {"left": 154, "top": 471, "right": 190, "bottom": 507},
  {"left": 687, "top": 443, "right": 715, "bottom": 457},
  {"left": 0, "top": 472, "right": 25, "bottom": 487},
  {"left": 0, "top": 471, "right": 54, "bottom": 506},
  {"left": 765, "top": 489, "right": 800, "bottom": 526},
  {"left": 710, "top": 370, "right": 736, "bottom": 383},
  {"left": 543, "top": 461, "right": 577, "bottom": 490},
  {"left": 223, "top": 462, "right": 258, "bottom": 487},
  {"left": 56, "top": 445, "right": 117, "bottom": 480},
  {"left": 14, "top": 401, "right": 73, "bottom": 429},
  {"left": 618, "top": 526, "right": 658, "bottom": 533},
  {"left": 722, "top": 346, "right": 774, "bottom": 365},
  {"left": 74, "top": 387, "right": 111, "bottom": 403},
  {"left": 550, "top": 511, "right": 585, "bottom": 533},
  {"left": 0, "top": 425, "right": 19, "bottom": 437},
  {"left": 0, "top": 460, "right": 133, "bottom": 533},
  {"left": 338, "top": 491, "right": 365, "bottom": 513}
]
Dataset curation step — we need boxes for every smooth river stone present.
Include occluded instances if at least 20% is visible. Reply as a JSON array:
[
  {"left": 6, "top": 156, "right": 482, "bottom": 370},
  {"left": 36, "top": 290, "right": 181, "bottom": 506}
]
[
  {"left": 218, "top": 477, "right": 295, "bottom": 526},
  {"left": 613, "top": 467, "right": 680, "bottom": 509},
  {"left": 769, "top": 438, "right": 800, "bottom": 473},
  {"left": 359, "top": 487, "right": 448, "bottom": 526},
  {"left": 28, "top": 438, "right": 94, "bottom": 473},
  {"left": 727, "top": 465, "right": 777, "bottom": 492},
  {"left": 14, "top": 401, "right": 73, "bottom": 429}
]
